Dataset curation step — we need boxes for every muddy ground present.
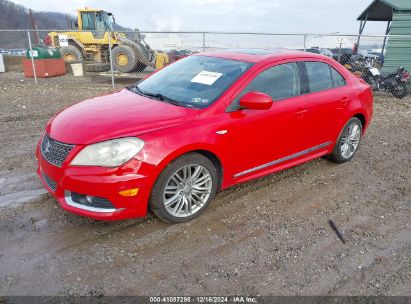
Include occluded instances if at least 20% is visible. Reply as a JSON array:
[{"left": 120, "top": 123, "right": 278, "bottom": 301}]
[{"left": 0, "top": 72, "right": 410, "bottom": 296}]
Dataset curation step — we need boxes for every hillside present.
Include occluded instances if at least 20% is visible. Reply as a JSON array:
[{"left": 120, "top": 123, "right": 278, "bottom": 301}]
[{"left": 0, "top": 0, "right": 130, "bottom": 31}]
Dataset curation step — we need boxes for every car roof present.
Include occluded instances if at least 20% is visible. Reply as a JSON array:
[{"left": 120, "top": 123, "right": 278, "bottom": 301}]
[{"left": 195, "top": 48, "right": 326, "bottom": 63}]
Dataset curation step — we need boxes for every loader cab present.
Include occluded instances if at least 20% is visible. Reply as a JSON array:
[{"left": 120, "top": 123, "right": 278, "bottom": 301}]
[{"left": 77, "top": 9, "right": 115, "bottom": 37}]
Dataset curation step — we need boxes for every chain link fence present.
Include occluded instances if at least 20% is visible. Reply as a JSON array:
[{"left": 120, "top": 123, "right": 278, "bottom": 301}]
[{"left": 0, "top": 29, "right": 410, "bottom": 89}]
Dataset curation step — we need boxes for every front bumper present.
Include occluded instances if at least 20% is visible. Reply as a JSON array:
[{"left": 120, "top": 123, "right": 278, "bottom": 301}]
[{"left": 36, "top": 143, "right": 154, "bottom": 221}]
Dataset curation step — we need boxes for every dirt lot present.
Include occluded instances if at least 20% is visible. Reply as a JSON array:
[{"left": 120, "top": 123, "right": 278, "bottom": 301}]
[{"left": 0, "top": 72, "right": 410, "bottom": 296}]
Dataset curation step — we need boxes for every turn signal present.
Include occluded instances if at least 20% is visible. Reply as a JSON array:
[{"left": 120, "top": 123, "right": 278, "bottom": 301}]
[{"left": 119, "top": 188, "right": 139, "bottom": 197}]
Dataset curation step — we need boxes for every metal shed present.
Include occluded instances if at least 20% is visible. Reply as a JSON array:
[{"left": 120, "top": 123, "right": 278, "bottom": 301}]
[{"left": 358, "top": 0, "right": 411, "bottom": 72}]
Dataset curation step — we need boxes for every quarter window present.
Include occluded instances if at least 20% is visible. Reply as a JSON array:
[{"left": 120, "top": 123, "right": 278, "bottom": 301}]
[
  {"left": 230, "top": 62, "right": 301, "bottom": 110},
  {"left": 305, "top": 61, "right": 346, "bottom": 92},
  {"left": 330, "top": 67, "right": 346, "bottom": 87}
]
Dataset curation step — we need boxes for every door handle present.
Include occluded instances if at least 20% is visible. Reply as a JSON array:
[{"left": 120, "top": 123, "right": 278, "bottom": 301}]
[{"left": 294, "top": 109, "right": 308, "bottom": 116}]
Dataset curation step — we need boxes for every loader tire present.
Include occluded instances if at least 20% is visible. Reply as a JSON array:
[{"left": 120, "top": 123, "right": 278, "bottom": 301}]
[
  {"left": 85, "top": 63, "right": 110, "bottom": 73},
  {"left": 60, "top": 45, "right": 83, "bottom": 62},
  {"left": 112, "top": 45, "right": 138, "bottom": 73},
  {"left": 133, "top": 63, "right": 147, "bottom": 72}
]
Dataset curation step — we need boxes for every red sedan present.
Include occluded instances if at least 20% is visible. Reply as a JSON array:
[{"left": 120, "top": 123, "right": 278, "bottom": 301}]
[{"left": 36, "top": 49, "right": 373, "bottom": 223}]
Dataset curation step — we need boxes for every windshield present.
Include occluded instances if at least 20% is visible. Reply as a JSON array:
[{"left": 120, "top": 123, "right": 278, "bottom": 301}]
[{"left": 133, "top": 55, "right": 253, "bottom": 108}]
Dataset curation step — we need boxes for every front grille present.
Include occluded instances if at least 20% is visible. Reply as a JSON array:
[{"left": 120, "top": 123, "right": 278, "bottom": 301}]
[
  {"left": 71, "top": 192, "right": 115, "bottom": 209},
  {"left": 42, "top": 171, "right": 57, "bottom": 192},
  {"left": 40, "top": 134, "right": 74, "bottom": 167}
]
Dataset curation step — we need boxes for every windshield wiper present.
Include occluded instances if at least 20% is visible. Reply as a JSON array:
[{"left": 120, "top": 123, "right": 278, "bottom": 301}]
[
  {"left": 151, "top": 93, "right": 183, "bottom": 106},
  {"left": 128, "top": 85, "right": 146, "bottom": 96},
  {"left": 130, "top": 86, "right": 184, "bottom": 106}
]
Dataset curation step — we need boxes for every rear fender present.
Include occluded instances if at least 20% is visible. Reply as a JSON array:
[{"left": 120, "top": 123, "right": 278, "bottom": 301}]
[{"left": 355, "top": 84, "right": 373, "bottom": 132}]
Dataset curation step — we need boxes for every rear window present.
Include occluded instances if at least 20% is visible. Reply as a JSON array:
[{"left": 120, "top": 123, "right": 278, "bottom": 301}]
[{"left": 305, "top": 62, "right": 346, "bottom": 92}]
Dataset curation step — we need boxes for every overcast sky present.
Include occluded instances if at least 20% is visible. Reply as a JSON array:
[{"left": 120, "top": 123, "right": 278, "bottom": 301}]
[{"left": 12, "top": 0, "right": 387, "bottom": 34}]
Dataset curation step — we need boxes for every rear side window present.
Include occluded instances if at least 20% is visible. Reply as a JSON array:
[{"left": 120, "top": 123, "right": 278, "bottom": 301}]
[
  {"left": 305, "top": 61, "right": 346, "bottom": 92},
  {"left": 233, "top": 62, "right": 301, "bottom": 107}
]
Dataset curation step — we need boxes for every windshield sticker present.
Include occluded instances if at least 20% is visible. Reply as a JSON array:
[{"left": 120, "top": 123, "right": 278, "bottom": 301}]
[
  {"left": 191, "top": 71, "right": 223, "bottom": 85},
  {"left": 192, "top": 98, "right": 209, "bottom": 104}
]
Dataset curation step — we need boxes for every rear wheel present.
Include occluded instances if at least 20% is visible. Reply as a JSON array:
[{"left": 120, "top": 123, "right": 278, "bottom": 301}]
[
  {"left": 112, "top": 45, "right": 138, "bottom": 73},
  {"left": 149, "top": 153, "right": 218, "bottom": 223},
  {"left": 60, "top": 45, "right": 83, "bottom": 62},
  {"left": 327, "top": 117, "right": 362, "bottom": 163}
]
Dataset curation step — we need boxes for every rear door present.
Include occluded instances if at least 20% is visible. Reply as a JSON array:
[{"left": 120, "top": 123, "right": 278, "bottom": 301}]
[{"left": 302, "top": 61, "right": 350, "bottom": 146}]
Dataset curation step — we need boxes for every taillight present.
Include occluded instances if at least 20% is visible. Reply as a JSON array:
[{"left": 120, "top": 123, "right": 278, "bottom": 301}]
[{"left": 402, "top": 71, "right": 410, "bottom": 81}]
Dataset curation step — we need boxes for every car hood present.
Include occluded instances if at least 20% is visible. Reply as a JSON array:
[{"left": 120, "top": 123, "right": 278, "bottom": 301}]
[{"left": 47, "top": 89, "right": 198, "bottom": 145}]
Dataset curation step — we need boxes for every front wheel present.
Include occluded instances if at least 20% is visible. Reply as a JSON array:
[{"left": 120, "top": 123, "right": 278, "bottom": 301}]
[
  {"left": 390, "top": 81, "right": 408, "bottom": 99},
  {"left": 327, "top": 117, "right": 362, "bottom": 163},
  {"left": 60, "top": 45, "right": 83, "bottom": 62},
  {"left": 112, "top": 45, "right": 138, "bottom": 73},
  {"left": 149, "top": 153, "right": 218, "bottom": 223}
]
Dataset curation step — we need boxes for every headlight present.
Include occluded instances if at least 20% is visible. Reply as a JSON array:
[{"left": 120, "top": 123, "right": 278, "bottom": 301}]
[{"left": 70, "top": 137, "right": 144, "bottom": 167}]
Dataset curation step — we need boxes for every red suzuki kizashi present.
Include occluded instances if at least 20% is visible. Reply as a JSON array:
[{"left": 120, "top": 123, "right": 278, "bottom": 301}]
[{"left": 36, "top": 49, "right": 373, "bottom": 223}]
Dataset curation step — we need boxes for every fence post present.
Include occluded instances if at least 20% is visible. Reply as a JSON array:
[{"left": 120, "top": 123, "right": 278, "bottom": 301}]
[
  {"left": 108, "top": 32, "right": 115, "bottom": 89},
  {"left": 27, "top": 30, "right": 37, "bottom": 85},
  {"left": 303, "top": 34, "right": 307, "bottom": 51},
  {"left": 202, "top": 32, "right": 206, "bottom": 52}
]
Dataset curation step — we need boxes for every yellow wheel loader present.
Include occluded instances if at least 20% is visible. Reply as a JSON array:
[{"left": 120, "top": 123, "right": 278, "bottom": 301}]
[{"left": 46, "top": 8, "right": 166, "bottom": 72}]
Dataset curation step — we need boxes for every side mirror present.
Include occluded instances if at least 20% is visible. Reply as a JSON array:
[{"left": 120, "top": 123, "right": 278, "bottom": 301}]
[{"left": 239, "top": 91, "right": 273, "bottom": 110}]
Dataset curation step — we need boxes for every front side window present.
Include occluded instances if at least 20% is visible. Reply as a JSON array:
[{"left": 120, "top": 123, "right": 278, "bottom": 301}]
[
  {"left": 95, "top": 12, "right": 113, "bottom": 31},
  {"left": 305, "top": 61, "right": 346, "bottom": 92},
  {"left": 229, "top": 62, "right": 301, "bottom": 110},
  {"left": 132, "top": 55, "right": 253, "bottom": 108}
]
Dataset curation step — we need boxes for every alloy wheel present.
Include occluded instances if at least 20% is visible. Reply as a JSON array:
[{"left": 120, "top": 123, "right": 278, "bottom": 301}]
[
  {"left": 340, "top": 122, "right": 361, "bottom": 159},
  {"left": 163, "top": 164, "right": 212, "bottom": 218}
]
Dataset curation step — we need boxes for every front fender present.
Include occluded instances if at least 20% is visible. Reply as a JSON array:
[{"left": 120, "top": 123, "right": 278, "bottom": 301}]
[{"left": 138, "top": 121, "right": 230, "bottom": 190}]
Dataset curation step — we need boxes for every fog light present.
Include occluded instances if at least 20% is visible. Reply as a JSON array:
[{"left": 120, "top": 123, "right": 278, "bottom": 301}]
[{"left": 119, "top": 188, "right": 139, "bottom": 197}]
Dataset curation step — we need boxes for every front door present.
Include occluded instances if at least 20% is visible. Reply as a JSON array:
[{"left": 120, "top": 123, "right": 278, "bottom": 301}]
[{"left": 223, "top": 62, "right": 309, "bottom": 180}]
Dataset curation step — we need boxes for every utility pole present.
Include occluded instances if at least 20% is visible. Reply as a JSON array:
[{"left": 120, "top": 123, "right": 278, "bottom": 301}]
[{"left": 28, "top": 9, "right": 40, "bottom": 45}]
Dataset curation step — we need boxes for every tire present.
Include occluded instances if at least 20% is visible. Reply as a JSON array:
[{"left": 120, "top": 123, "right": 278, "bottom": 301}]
[
  {"left": 133, "top": 62, "right": 147, "bottom": 72},
  {"left": 362, "top": 73, "right": 377, "bottom": 89},
  {"left": 390, "top": 81, "right": 408, "bottom": 99},
  {"left": 112, "top": 45, "right": 138, "bottom": 73},
  {"left": 85, "top": 63, "right": 110, "bottom": 73},
  {"left": 60, "top": 45, "right": 83, "bottom": 62},
  {"left": 327, "top": 117, "right": 362, "bottom": 163},
  {"left": 149, "top": 153, "right": 218, "bottom": 224}
]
